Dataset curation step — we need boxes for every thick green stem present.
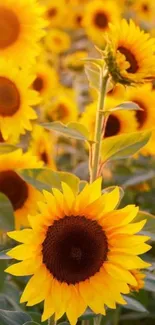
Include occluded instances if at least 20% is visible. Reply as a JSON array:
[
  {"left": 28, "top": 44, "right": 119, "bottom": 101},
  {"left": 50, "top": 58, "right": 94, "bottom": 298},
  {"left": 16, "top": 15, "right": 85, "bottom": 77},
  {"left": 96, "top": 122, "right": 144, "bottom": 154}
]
[
  {"left": 90, "top": 69, "right": 109, "bottom": 182},
  {"left": 113, "top": 307, "right": 121, "bottom": 325},
  {"left": 48, "top": 315, "right": 55, "bottom": 325}
]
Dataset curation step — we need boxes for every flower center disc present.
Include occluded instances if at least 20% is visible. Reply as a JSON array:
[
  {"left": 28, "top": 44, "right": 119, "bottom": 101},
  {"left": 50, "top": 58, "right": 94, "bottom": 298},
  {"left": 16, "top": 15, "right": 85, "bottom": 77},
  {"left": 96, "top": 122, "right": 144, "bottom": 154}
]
[
  {"left": 42, "top": 215, "right": 108, "bottom": 284},
  {"left": 0, "top": 77, "right": 20, "bottom": 116},
  {"left": 118, "top": 46, "right": 139, "bottom": 73},
  {"left": 105, "top": 114, "right": 121, "bottom": 137},
  {"left": 41, "top": 151, "right": 49, "bottom": 164},
  {"left": 47, "top": 7, "right": 57, "bottom": 19},
  {"left": 94, "top": 11, "right": 108, "bottom": 29},
  {"left": 0, "top": 7, "right": 20, "bottom": 49},
  {"left": 134, "top": 100, "right": 147, "bottom": 128},
  {"left": 0, "top": 170, "right": 28, "bottom": 210},
  {"left": 32, "top": 76, "right": 44, "bottom": 93},
  {"left": 0, "top": 132, "right": 4, "bottom": 142}
]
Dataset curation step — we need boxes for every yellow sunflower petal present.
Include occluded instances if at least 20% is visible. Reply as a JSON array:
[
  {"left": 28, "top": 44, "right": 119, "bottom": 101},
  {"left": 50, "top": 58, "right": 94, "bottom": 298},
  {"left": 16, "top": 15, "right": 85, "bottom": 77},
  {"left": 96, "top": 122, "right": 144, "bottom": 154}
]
[
  {"left": 7, "top": 229, "right": 33, "bottom": 243},
  {"left": 108, "top": 252, "right": 151, "bottom": 269},
  {"left": 5, "top": 257, "right": 41, "bottom": 276},
  {"left": 104, "top": 262, "right": 137, "bottom": 285}
]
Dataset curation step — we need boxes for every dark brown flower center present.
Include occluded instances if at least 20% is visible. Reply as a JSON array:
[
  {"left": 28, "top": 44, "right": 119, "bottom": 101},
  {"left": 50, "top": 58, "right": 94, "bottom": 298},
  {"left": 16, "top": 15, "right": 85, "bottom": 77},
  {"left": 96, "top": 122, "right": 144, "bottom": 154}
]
[
  {"left": 105, "top": 114, "right": 121, "bottom": 137},
  {"left": 76, "top": 15, "right": 83, "bottom": 27},
  {"left": 32, "top": 76, "right": 44, "bottom": 93},
  {"left": 41, "top": 151, "right": 49, "bottom": 165},
  {"left": 0, "top": 7, "right": 20, "bottom": 49},
  {"left": 42, "top": 215, "right": 108, "bottom": 284},
  {"left": 0, "top": 170, "right": 28, "bottom": 210},
  {"left": 94, "top": 11, "right": 108, "bottom": 29},
  {"left": 0, "top": 131, "right": 4, "bottom": 142},
  {"left": 118, "top": 46, "right": 139, "bottom": 73},
  {"left": 142, "top": 4, "right": 149, "bottom": 11},
  {"left": 134, "top": 100, "right": 147, "bottom": 128},
  {"left": 0, "top": 77, "right": 20, "bottom": 116},
  {"left": 47, "top": 7, "right": 57, "bottom": 19}
]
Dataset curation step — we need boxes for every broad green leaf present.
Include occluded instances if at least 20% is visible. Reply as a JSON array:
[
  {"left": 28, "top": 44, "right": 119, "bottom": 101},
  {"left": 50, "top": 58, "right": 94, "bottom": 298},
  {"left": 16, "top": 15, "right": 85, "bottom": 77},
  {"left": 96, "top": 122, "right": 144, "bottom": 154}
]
[
  {"left": 144, "top": 279, "right": 155, "bottom": 293},
  {"left": 40, "top": 121, "right": 89, "bottom": 141},
  {"left": 0, "top": 144, "right": 17, "bottom": 154},
  {"left": 18, "top": 169, "right": 80, "bottom": 194},
  {"left": 0, "top": 249, "right": 12, "bottom": 260},
  {"left": 122, "top": 170, "right": 155, "bottom": 188},
  {"left": 0, "top": 193, "right": 14, "bottom": 231},
  {"left": 101, "top": 130, "right": 151, "bottom": 163},
  {"left": 85, "top": 65, "right": 100, "bottom": 91},
  {"left": 106, "top": 101, "right": 142, "bottom": 113},
  {"left": 0, "top": 310, "right": 31, "bottom": 325},
  {"left": 123, "top": 296, "right": 148, "bottom": 313}
]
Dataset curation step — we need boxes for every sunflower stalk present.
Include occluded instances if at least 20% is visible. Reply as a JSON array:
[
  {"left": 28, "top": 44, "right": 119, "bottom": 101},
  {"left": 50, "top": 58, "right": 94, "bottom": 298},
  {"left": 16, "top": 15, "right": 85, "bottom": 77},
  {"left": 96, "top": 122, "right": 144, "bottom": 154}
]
[
  {"left": 90, "top": 67, "right": 109, "bottom": 182},
  {"left": 48, "top": 315, "right": 56, "bottom": 325}
]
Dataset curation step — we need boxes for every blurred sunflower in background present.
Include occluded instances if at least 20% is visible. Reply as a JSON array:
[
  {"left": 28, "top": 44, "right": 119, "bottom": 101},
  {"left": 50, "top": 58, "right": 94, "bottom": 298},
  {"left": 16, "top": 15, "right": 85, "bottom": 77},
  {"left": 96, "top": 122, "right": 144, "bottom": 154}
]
[
  {"left": 0, "top": 0, "right": 47, "bottom": 66},
  {"left": 31, "top": 62, "right": 59, "bottom": 104},
  {"left": 0, "top": 59, "right": 40, "bottom": 142},
  {"left": 80, "top": 98, "right": 138, "bottom": 141},
  {"left": 45, "top": 29, "right": 71, "bottom": 54},
  {"left": 131, "top": 0, "right": 155, "bottom": 24},
  {"left": 126, "top": 84, "right": 155, "bottom": 154},
  {"left": 44, "top": 0, "right": 66, "bottom": 28},
  {"left": 84, "top": 0, "right": 121, "bottom": 47},
  {"left": 0, "top": 149, "right": 43, "bottom": 229},
  {"left": 105, "top": 19, "right": 155, "bottom": 84},
  {"left": 6, "top": 180, "right": 150, "bottom": 324},
  {"left": 30, "top": 124, "right": 56, "bottom": 169},
  {"left": 45, "top": 93, "right": 78, "bottom": 124}
]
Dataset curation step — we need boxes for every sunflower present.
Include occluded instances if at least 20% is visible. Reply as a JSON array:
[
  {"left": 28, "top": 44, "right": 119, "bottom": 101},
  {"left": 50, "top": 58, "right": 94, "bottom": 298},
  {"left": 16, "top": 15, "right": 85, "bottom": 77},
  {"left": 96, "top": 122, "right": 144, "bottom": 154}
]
[
  {"left": 44, "top": 0, "right": 66, "bottom": 28},
  {"left": 6, "top": 179, "right": 150, "bottom": 324},
  {"left": 45, "top": 29, "right": 71, "bottom": 55},
  {"left": 130, "top": 270, "right": 146, "bottom": 292},
  {"left": 126, "top": 84, "right": 155, "bottom": 154},
  {"left": 105, "top": 19, "right": 155, "bottom": 85},
  {"left": 132, "top": 0, "right": 155, "bottom": 23},
  {"left": 45, "top": 93, "right": 78, "bottom": 124},
  {"left": 65, "top": 5, "right": 84, "bottom": 30},
  {"left": 83, "top": 0, "right": 121, "bottom": 47},
  {"left": 0, "top": 59, "right": 40, "bottom": 142},
  {"left": 80, "top": 98, "right": 138, "bottom": 141},
  {"left": 31, "top": 62, "right": 59, "bottom": 103},
  {"left": 30, "top": 125, "right": 56, "bottom": 169},
  {"left": 0, "top": 149, "right": 43, "bottom": 229},
  {"left": 63, "top": 51, "right": 88, "bottom": 71},
  {"left": 0, "top": 0, "right": 47, "bottom": 66}
]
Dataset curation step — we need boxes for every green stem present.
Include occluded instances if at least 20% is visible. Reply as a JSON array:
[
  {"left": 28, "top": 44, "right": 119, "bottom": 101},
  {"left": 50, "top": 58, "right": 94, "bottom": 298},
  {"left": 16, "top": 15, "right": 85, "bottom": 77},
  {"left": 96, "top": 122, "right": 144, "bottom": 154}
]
[
  {"left": 48, "top": 315, "right": 56, "bottom": 325},
  {"left": 90, "top": 68, "right": 109, "bottom": 182},
  {"left": 113, "top": 307, "right": 121, "bottom": 325}
]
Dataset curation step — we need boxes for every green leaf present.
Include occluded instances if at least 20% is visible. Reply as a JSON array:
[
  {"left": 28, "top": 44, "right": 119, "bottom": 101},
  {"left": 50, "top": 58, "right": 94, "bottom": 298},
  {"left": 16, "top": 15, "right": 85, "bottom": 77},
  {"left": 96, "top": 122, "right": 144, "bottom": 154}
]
[
  {"left": 0, "top": 144, "right": 17, "bottom": 154},
  {"left": 18, "top": 169, "right": 80, "bottom": 194},
  {"left": 123, "top": 296, "right": 148, "bottom": 313},
  {"left": 122, "top": 170, "right": 155, "bottom": 188},
  {"left": 106, "top": 101, "right": 142, "bottom": 113},
  {"left": 40, "top": 121, "right": 89, "bottom": 141},
  {"left": 0, "top": 193, "right": 14, "bottom": 231},
  {"left": 0, "top": 261, "right": 7, "bottom": 291},
  {"left": 0, "top": 249, "right": 12, "bottom": 260},
  {"left": 85, "top": 65, "right": 100, "bottom": 91},
  {"left": 144, "top": 279, "right": 155, "bottom": 293},
  {"left": 101, "top": 130, "right": 151, "bottom": 163},
  {"left": 0, "top": 310, "right": 31, "bottom": 325}
]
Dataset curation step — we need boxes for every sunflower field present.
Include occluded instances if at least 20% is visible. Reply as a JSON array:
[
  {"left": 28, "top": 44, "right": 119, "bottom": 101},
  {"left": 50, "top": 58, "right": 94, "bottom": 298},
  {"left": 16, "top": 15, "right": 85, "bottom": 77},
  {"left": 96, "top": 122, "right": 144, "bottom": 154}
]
[{"left": 1, "top": 1, "right": 155, "bottom": 325}]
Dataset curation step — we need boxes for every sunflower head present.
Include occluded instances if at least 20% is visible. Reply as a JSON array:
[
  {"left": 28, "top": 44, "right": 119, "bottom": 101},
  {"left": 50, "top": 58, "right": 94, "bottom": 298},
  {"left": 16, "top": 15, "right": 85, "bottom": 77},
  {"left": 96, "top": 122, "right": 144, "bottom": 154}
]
[
  {"left": 45, "top": 29, "right": 71, "bottom": 54},
  {"left": 6, "top": 179, "right": 151, "bottom": 324},
  {"left": 104, "top": 19, "right": 155, "bottom": 85},
  {"left": 0, "top": 0, "right": 47, "bottom": 66},
  {"left": 0, "top": 59, "right": 40, "bottom": 142},
  {"left": 0, "top": 149, "right": 43, "bottom": 229},
  {"left": 45, "top": 0, "right": 66, "bottom": 27},
  {"left": 63, "top": 51, "right": 88, "bottom": 71}
]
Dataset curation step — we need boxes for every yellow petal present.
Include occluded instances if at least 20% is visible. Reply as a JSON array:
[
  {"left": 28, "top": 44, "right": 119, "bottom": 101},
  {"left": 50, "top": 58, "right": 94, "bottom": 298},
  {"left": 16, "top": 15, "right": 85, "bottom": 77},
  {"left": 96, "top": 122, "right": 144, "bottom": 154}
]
[
  {"left": 100, "top": 187, "right": 120, "bottom": 213},
  {"left": 111, "top": 243, "right": 151, "bottom": 255},
  {"left": 107, "top": 220, "right": 147, "bottom": 236},
  {"left": 66, "top": 285, "right": 86, "bottom": 325},
  {"left": 7, "top": 229, "right": 33, "bottom": 244},
  {"left": 61, "top": 182, "right": 75, "bottom": 214},
  {"left": 101, "top": 205, "right": 138, "bottom": 228},
  {"left": 5, "top": 257, "right": 41, "bottom": 276},
  {"left": 42, "top": 292, "right": 55, "bottom": 322},
  {"left": 108, "top": 252, "right": 151, "bottom": 269},
  {"left": 109, "top": 235, "right": 150, "bottom": 248},
  {"left": 7, "top": 244, "right": 36, "bottom": 260},
  {"left": 104, "top": 262, "right": 137, "bottom": 286}
]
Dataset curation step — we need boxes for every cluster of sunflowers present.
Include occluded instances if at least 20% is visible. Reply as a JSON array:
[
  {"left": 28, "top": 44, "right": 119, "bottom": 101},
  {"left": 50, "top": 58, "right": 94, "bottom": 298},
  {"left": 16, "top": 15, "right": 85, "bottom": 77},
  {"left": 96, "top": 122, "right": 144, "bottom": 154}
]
[{"left": 1, "top": 0, "right": 155, "bottom": 325}]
